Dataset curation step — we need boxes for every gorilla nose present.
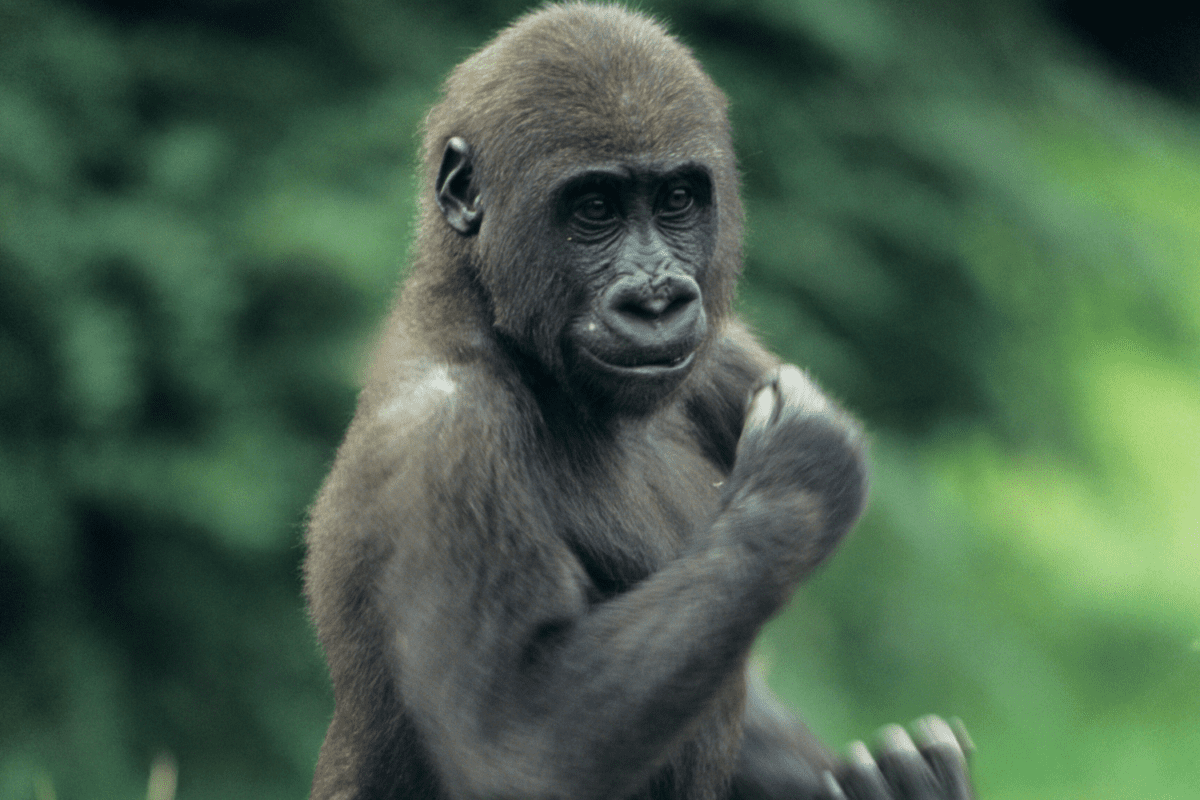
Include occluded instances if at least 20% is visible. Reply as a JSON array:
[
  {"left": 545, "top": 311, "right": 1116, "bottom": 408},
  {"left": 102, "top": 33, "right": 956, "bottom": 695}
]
[
  {"left": 604, "top": 275, "right": 704, "bottom": 355},
  {"left": 620, "top": 292, "right": 687, "bottom": 319}
]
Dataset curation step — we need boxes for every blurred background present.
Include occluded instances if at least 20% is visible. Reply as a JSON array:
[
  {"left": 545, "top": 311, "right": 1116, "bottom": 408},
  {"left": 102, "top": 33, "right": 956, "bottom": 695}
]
[{"left": 1, "top": 0, "right": 1197, "bottom": 798}]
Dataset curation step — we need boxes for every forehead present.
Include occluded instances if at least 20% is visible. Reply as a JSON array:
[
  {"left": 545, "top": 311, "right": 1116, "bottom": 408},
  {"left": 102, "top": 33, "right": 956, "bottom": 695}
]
[
  {"left": 494, "top": 69, "right": 722, "bottom": 157},
  {"left": 487, "top": 67, "right": 727, "bottom": 190},
  {"left": 457, "top": 7, "right": 729, "bottom": 164}
]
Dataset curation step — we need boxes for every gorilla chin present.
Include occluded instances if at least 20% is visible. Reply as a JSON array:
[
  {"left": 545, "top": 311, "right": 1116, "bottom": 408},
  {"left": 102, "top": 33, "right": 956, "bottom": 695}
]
[{"left": 573, "top": 344, "right": 699, "bottom": 414}]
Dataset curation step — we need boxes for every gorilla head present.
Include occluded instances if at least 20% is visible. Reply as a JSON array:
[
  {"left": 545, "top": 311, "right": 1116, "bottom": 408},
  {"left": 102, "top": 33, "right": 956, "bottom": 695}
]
[{"left": 420, "top": 4, "right": 742, "bottom": 413}]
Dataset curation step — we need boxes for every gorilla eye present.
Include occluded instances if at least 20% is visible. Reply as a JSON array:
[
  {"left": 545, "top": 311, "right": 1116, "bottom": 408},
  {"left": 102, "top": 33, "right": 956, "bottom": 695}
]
[
  {"left": 656, "top": 185, "right": 698, "bottom": 221},
  {"left": 575, "top": 196, "right": 614, "bottom": 223},
  {"left": 664, "top": 187, "right": 693, "bottom": 212}
]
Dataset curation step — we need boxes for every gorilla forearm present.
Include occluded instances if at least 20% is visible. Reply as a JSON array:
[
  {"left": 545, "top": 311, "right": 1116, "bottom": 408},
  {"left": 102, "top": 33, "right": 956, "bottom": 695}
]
[{"left": 423, "top": 556, "right": 760, "bottom": 800}]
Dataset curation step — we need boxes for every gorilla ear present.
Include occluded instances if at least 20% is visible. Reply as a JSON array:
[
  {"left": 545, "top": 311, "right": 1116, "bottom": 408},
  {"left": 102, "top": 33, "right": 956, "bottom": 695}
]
[{"left": 436, "top": 137, "right": 483, "bottom": 235}]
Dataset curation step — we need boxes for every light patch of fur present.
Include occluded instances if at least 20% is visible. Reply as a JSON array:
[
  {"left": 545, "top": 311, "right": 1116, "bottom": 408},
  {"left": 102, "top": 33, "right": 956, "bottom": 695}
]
[{"left": 378, "top": 364, "right": 457, "bottom": 422}]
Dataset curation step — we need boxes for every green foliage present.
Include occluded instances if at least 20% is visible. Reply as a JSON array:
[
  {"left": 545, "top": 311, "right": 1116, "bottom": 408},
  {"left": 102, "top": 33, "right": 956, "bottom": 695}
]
[{"left": 1, "top": 1, "right": 1196, "bottom": 798}]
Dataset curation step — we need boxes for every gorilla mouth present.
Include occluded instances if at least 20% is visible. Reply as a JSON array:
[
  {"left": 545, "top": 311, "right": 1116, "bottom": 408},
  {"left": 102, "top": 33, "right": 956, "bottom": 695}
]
[{"left": 582, "top": 347, "right": 696, "bottom": 376}]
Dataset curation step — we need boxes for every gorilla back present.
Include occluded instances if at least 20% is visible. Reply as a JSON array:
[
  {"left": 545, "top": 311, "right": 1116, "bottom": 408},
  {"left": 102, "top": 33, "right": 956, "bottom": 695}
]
[{"left": 305, "top": 5, "right": 969, "bottom": 800}]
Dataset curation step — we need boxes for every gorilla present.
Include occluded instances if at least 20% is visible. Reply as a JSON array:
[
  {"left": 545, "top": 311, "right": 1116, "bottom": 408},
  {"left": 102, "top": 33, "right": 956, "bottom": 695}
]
[{"left": 303, "top": 4, "right": 973, "bottom": 799}]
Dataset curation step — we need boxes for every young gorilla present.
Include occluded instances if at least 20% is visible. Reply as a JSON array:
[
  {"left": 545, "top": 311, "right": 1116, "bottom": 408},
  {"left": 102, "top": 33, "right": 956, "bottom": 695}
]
[{"left": 304, "top": 3, "right": 973, "bottom": 799}]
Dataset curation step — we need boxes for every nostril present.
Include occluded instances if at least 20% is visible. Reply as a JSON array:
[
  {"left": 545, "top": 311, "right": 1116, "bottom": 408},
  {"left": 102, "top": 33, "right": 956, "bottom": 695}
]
[
  {"left": 615, "top": 284, "right": 698, "bottom": 322},
  {"left": 619, "top": 296, "right": 671, "bottom": 320}
]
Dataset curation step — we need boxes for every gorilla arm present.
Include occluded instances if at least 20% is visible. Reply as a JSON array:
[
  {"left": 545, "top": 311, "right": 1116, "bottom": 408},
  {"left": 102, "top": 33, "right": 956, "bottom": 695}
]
[
  {"left": 693, "top": 330, "right": 975, "bottom": 800},
  {"left": 308, "top": 350, "right": 866, "bottom": 800},
  {"left": 687, "top": 327, "right": 846, "bottom": 799}
]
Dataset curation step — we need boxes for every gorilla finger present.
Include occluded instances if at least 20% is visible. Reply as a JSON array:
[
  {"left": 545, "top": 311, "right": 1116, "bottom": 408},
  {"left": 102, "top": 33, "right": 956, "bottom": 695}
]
[
  {"left": 873, "top": 724, "right": 942, "bottom": 799},
  {"left": 912, "top": 717, "right": 973, "bottom": 800},
  {"left": 916, "top": 748, "right": 973, "bottom": 800},
  {"left": 950, "top": 717, "right": 975, "bottom": 760},
  {"left": 911, "top": 716, "right": 964, "bottom": 764},
  {"left": 776, "top": 364, "right": 830, "bottom": 416},
  {"left": 822, "top": 770, "right": 849, "bottom": 800},
  {"left": 837, "top": 741, "right": 893, "bottom": 800},
  {"left": 744, "top": 376, "right": 780, "bottom": 432}
]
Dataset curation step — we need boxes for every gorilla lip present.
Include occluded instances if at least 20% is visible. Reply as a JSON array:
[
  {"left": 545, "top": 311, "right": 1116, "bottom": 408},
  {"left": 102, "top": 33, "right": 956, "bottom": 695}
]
[{"left": 580, "top": 347, "right": 695, "bottom": 376}]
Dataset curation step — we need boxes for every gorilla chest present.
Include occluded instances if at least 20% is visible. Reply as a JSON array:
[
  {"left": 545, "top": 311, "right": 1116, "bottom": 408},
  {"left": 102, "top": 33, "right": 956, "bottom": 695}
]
[{"left": 549, "top": 433, "right": 724, "bottom": 600}]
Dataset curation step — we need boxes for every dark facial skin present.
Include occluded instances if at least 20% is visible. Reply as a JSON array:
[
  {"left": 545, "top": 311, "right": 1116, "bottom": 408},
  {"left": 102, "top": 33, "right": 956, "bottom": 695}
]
[
  {"left": 557, "top": 162, "right": 714, "bottom": 411},
  {"left": 439, "top": 137, "right": 716, "bottom": 416},
  {"left": 304, "top": 5, "right": 974, "bottom": 800}
]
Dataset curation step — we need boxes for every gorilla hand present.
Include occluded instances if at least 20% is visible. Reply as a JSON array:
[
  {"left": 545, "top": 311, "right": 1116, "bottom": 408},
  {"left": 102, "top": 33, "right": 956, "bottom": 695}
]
[
  {"left": 722, "top": 365, "right": 868, "bottom": 592},
  {"left": 829, "top": 716, "right": 974, "bottom": 800}
]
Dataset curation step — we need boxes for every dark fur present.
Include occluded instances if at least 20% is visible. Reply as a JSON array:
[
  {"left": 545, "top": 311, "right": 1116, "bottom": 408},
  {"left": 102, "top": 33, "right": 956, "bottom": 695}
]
[{"left": 304, "top": 5, "right": 969, "bottom": 800}]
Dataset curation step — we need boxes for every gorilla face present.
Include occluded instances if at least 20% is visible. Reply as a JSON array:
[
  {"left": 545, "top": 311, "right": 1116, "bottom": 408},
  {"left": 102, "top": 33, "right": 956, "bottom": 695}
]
[
  {"left": 437, "top": 134, "right": 719, "bottom": 416},
  {"left": 556, "top": 161, "right": 716, "bottom": 412}
]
